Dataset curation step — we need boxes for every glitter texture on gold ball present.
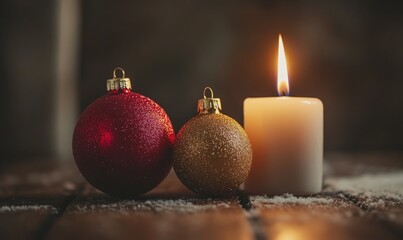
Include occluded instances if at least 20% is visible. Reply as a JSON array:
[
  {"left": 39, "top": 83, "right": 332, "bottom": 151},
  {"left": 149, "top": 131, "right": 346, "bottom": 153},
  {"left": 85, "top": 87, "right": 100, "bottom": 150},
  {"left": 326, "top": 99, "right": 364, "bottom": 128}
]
[{"left": 173, "top": 87, "right": 252, "bottom": 197}]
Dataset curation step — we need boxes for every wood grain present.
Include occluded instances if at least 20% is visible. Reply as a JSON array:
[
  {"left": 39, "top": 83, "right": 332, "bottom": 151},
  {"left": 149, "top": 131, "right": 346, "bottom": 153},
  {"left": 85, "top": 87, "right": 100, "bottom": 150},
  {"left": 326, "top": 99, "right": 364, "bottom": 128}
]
[{"left": 0, "top": 152, "right": 402, "bottom": 240}]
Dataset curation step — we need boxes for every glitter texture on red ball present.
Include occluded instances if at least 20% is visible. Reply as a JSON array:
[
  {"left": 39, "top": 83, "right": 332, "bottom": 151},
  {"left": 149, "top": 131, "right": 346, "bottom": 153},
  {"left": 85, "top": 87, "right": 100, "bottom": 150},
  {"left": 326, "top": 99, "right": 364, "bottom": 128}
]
[{"left": 72, "top": 68, "right": 175, "bottom": 197}]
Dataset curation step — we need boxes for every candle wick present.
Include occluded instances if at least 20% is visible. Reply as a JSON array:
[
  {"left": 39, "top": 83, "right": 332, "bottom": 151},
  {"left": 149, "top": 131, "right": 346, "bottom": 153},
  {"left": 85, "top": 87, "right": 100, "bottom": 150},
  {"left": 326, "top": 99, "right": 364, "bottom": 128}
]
[{"left": 280, "top": 90, "right": 288, "bottom": 96}]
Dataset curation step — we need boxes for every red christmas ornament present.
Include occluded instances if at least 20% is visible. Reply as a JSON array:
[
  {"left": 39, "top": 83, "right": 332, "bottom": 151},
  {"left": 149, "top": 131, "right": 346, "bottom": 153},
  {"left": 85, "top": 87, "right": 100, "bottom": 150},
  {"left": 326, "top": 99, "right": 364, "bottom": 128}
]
[{"left": 72, "top": 67, "right": 175, "bottom": 197}]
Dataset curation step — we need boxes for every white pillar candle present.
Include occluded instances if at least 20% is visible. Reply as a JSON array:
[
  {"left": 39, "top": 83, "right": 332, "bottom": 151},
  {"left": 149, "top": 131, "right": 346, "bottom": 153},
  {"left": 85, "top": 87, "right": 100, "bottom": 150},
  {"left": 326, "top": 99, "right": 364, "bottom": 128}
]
[{"left": 244, "top": 35, "right": 323, "bottom": 195}]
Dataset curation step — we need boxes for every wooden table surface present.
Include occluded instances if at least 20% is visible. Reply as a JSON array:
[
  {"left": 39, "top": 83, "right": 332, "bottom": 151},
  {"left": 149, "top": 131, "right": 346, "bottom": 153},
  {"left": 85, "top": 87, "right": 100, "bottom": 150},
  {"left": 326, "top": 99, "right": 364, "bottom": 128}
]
[{"left": 0, "top": 152, "right": 402, "bottom": 240}]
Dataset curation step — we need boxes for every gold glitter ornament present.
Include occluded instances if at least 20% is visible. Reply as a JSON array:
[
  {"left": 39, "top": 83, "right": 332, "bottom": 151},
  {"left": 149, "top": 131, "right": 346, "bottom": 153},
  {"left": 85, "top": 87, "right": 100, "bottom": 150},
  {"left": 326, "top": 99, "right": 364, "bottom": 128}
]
[{"left": 173, "top": 87, "right": 252, "bottom": 197}]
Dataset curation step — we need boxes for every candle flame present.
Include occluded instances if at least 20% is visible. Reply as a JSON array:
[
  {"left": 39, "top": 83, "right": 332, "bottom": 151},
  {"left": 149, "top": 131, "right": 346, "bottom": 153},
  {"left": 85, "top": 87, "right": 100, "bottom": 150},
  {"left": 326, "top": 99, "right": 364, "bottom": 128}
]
[{"left": 277, "top": 34, "right": 289, "bottom": 96}]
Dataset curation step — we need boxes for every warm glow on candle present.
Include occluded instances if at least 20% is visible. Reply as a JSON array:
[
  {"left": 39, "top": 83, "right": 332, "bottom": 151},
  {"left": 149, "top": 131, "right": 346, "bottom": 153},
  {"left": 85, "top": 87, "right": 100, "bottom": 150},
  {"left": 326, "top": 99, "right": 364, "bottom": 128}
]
[
  {"left": 277, "top": 34, "right": 289, "bottom": 96},
  {"left": 244, "top": 34, "right": 323, "bottom": 195}
]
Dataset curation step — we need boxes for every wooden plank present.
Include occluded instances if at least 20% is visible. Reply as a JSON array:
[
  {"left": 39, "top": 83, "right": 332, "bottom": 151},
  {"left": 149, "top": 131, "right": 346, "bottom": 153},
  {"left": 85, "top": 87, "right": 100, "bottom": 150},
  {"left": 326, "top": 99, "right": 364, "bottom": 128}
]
[
  {"left": 0, "top": 161, "right": 83, "bottom": 240},
  {"left": 251, "top": 152, "right": 403, "bottom": 240},
  {"left": 324, "top": 152, "right": 403, "bottom": 177},
  {"left": 259, "top": 208, "right": 399, "bottom": 240},
  {"left": 46, "top": 205, "right": 251, "bottom": 240},
  {"left": 0, "top": 207, "right": 56, "bottom": 240},
  {"left": 324, "top": 153, "right": 403, "bottom": 236},
  {"left": 46, "top": 171, "right": 254, "bottom": 240},
  {"left": 1, "top": 152, "right": 402, "bottom": 239},
  {"left": 251, "top": 194, "right": 400, "bottom": 240},
  {"left": 0, "top": 161, "right": 83, "bottom": 199}
]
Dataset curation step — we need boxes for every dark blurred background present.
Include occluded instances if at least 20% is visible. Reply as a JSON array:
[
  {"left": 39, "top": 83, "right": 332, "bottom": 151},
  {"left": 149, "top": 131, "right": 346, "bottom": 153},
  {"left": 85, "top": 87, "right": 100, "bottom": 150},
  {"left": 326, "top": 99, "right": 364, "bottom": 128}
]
[{"left": 1, "top": 0, "right": 402, "bottom": 162}]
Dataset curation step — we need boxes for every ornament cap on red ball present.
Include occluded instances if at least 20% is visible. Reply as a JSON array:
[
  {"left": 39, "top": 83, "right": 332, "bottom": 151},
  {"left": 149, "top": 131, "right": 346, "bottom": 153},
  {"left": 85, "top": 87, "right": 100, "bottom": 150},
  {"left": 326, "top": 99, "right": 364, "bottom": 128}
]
[
  {"left": 106, "top": 67, "right": 132, "bottom": 92},
  {"left": 73, "top": 67, "right": 175, "bottom": 197}
]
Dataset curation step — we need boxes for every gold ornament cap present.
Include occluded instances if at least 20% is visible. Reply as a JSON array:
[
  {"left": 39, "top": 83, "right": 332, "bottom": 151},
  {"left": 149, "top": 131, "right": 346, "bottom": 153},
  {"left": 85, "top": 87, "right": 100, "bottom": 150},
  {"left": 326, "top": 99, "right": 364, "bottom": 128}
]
[
  {"left": 197, "top": 87, "right": 222, "bottom": 114},
  {"left": 106, "top": 67, "right": 132, "bottom": 91}
]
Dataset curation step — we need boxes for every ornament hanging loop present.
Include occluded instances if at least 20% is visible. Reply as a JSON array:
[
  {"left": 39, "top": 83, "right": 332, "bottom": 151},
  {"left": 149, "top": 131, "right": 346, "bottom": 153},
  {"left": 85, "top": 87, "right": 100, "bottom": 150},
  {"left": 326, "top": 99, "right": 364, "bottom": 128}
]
[
  {"left": 203, "top": 87, "right": 214, "bottom": 99},
  {"left": 107, "top": 67, "right": 132, "bottom": 91},
  {"left": 198, "top": 87, "right": 222, "bottom": 114},
  {"left": 113, "top": 67, "right": 126, "bottom": 79}
]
